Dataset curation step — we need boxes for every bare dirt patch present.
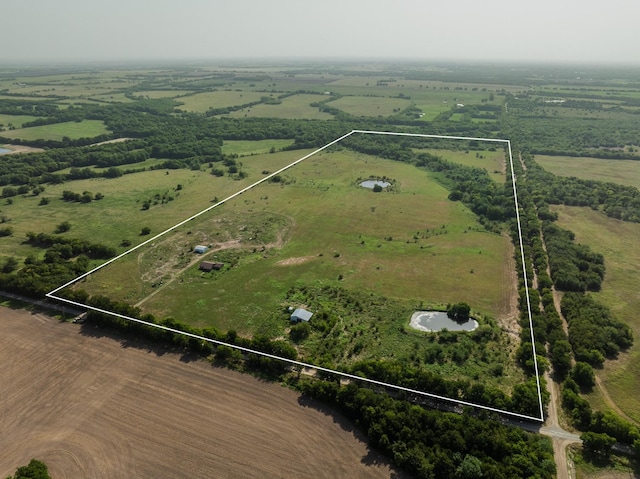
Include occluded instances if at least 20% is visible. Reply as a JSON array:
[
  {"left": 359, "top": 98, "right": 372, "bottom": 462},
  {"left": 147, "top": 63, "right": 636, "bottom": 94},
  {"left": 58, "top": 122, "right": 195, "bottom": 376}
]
[
  {"left": 276, "top": 255, "right": 315, "bottom": 266},
  {"left": 0, "top": 144, "right": 44, "bottom": 154},
  {"left": 0, "top": 307, "right": 402, "bottom": 479},
  {"left": 498, "top": 234, "right": 520, "bottom": 339},
  {"left": 89, "top": 137, "right": 132, "bottom": 147}
]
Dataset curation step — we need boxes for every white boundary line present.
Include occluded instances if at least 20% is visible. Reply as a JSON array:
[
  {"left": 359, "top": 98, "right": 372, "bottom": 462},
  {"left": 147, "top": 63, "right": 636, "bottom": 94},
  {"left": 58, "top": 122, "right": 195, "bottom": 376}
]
[{"left": 46, "top": 130, "right": 543, "bottom": 423}]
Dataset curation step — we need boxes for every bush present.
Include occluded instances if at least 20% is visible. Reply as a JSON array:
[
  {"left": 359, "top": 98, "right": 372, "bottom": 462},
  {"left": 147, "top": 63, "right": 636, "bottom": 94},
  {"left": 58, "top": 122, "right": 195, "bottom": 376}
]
[
  {"left": 55, "top": 221, "right": 71, "bottom": 233},
  {"left": 571, "top": 362, "right": 595, "bottom": 389},
  {"left": 290, "top": 322, "right": 311, "bottom": 342}
]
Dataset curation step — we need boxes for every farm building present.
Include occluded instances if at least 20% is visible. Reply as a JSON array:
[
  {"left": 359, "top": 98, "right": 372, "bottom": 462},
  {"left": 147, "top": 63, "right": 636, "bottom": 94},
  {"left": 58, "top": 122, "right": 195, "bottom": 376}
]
[
  {"left": 290, "top": 308, "right": 313, "bottom": 323},
  {"left": 194, "top": 245, "right": 208, "bottom": 254},
  {"left": 199, "top": 261, "right": 224, "bottom": 272}
]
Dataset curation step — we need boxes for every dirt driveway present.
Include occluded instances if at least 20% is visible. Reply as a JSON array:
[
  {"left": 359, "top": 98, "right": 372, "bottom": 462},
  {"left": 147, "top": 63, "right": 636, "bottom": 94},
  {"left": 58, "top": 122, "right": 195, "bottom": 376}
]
[{"left": 0, "top": 307, "right": 402, "bottom": 478}]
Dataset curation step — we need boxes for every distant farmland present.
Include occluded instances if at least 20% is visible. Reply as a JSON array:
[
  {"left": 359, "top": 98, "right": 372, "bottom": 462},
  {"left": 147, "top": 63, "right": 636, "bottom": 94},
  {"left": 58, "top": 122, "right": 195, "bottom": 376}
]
[{"left": 1, "top": 120, "right": 110, "bottom": 141}]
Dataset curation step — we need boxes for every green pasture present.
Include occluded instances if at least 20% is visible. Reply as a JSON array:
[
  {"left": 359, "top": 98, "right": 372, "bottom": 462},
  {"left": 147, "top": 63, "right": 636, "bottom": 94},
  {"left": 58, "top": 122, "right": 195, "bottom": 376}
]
[
  {"left": 0, "top": 114, "right": 41, "bottom": 128},
  {"left": 325, "top": 95, "right": 412, "bottom": 117},
  {"left": 175, "top": 91, "right": 266, "bottom": 113},
  {"left": 553, "top": 205, "right": 640, "bottom": 423},
  {"left": 86, "top": 93, "right": 134, "bottom": 103},
  {"left": 0, "top": 120, "right": 110, "bottom": 141},
  {"left": 224, "top": 94, "right": 333, "bottom": 120},
  {"left": 52, "top": 156, "right": 167, "bottom": 175},
  {"left": 536, "top": 155, "right": 640, "bottom": 188},
  {"left": 528, "top": 105, "right": 638, "bottom": 120},
  {"left": 414, "top": 148, "right": 507, "bottom": 183},
  {"left": 222, "top": 139, "right": 294, "bottom": 156},
  {"left": 0, "top": 149, "right": 312, "bottom": 264},
  {"left": 82, "top": 149, "right": 511, "bottom": 327},
  {"left": 134, "top": 90, "right": 193, "bottom": 99},
  {"left": 74, "top": 148, "right": 519, "bottom": 389}
]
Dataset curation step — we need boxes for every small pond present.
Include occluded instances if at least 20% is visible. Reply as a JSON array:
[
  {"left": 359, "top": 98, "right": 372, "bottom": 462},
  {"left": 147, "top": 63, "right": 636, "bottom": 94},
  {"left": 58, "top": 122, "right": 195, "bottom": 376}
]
[
  {"left": 0, "top": 148, "right": 12, "bottom": 155},
  {"left": 360, "top": 180, "right": 390, "bottom": 189},
  {"left": 410, "top": 311, "right": 478, "bottom": 332}
]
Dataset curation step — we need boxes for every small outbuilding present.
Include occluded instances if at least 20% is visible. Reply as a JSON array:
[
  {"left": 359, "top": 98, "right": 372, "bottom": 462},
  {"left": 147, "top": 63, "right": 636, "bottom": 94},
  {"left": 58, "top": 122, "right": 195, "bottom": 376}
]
[
  {"left": 200, "top": 261, "right": 224, "bottom": 272},
  {"left": 194, "top": 245, "right": 208, "bottom": 254},
  {"left": 290, "top": 308, "right": 313, "bottom": 323},
  {"left": 199, "top": 261, "right": 215, "bottom": 272}
]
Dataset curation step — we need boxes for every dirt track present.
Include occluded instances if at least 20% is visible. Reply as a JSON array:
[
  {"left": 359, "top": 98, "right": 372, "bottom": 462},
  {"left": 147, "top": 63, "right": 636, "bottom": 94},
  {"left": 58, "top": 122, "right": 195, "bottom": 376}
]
[{"left": 0, "top": 307, "right": 402, "bottom": 478}]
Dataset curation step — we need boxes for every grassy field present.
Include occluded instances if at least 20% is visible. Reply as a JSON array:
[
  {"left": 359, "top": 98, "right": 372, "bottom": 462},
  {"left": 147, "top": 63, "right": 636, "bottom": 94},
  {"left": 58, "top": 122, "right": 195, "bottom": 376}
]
[
  {"left": 135, "top": 90, "right": 193, "bottom": 99},
  {"left": 225, "top": 94, "right": 333, "bottom": 120},
  {"left": 325, "top": 96, "right": 412, "bottom": 117},
  {"left": 552, "top": 205, "right": 640, "bottom": 422},
  {"left": 536, "top": 155, "right": 640, "bottom": 188},
  {"left": 84, "top": 149, "right": 510, "bottom": 319},
  {"left": 0, "top": 114, "right": 41, "bottom": 128},
  {"left": 175, "top": 91, "right": 266, "bottom": 112},
  {"left": 74, "top": 148, "right": 520, "bottom": 389},
  {"left": 0, "top": 120, "right": 110, "bottom": 141},
  {"left": 0, "top": 149, "right": 311, "bottom": 264},
  {"left": 222, "top": 139, "right": 294, "bottom": 156},
  {"left": 414, "top": 148, "right": 507, "bottom": 183}
]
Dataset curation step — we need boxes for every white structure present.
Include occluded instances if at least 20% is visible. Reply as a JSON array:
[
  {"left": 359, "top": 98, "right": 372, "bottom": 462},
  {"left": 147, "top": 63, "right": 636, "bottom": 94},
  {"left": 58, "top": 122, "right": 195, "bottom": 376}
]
[
  {"left": 194, "top": 245, "right": 208, "bottom": 254},
  {"left": 290, "top": 308, "right": 313, "bottom": 323}
]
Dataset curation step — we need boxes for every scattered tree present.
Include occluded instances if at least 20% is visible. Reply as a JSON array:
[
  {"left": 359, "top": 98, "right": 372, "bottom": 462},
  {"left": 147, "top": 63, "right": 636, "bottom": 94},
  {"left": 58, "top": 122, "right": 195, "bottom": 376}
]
[
  {"left": 447, "top": 302, "right": 471, "bottom": 322},
  {"left": 55, "top": 221, "right": 71, "bottom": 233}
]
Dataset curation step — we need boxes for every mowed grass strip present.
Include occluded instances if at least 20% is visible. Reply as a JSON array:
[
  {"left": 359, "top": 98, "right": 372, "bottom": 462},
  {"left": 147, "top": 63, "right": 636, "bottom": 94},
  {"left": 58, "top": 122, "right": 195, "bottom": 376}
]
[
  {"left": 1, "top": 120, "right": 110, "bottom": 141},
  {"left": 552, "top": 205, "right": 640, "bottom": 422},
  {"left": 536, "top": 155, "right": 640, "bottom": 189}
]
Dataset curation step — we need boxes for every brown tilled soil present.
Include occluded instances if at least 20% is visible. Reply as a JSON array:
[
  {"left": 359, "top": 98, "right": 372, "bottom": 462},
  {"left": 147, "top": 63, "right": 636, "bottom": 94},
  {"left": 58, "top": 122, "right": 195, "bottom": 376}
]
[{"left": 0, "top": 307, "right": 403, "bottom": 479}]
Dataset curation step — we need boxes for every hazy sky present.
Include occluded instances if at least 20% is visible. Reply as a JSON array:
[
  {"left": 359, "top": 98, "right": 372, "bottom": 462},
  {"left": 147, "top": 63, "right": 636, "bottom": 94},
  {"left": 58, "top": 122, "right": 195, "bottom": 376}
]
[{"left": 3, "top": 0, "right": 638, "bottom": 65}]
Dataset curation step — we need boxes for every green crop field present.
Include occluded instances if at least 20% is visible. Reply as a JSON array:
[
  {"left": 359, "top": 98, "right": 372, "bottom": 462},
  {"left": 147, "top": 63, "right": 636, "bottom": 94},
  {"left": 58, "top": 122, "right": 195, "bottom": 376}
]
[
  {"left": 0, "top": 120, "right": 110, "bottom": 141},
  {"left": 553, "top": 205, "right": 640, "bottom": 422},
  {"left": 536, "top": 155, "right": 640, "bottom": 188}
]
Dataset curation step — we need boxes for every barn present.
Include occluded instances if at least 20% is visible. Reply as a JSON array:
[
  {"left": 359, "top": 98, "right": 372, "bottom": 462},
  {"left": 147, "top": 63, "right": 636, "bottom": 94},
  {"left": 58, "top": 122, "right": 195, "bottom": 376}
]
[
  {"left": 290, "top": 308, "right": 313, "bottom": 323},
  {"left": 200, "top": 261, "right": 224, "bottom": 272},
  {"left": 199, "top": 261, "right": 215, "bottom": 272},
  {"left": 194, "top": 245, "right": 208, "bottom": 254}
]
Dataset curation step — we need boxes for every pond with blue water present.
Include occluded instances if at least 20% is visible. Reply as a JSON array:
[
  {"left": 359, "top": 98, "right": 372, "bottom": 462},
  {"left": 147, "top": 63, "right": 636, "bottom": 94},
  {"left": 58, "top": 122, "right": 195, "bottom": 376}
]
[
  {"left": 360, "top": 180, "right": 390, "bottom": 189},
  {"left": 409, "top": 311, "right": 478, "bottom": 332},
  {"left": 0, "top": 148, "right": 12, "bottom": 155}
]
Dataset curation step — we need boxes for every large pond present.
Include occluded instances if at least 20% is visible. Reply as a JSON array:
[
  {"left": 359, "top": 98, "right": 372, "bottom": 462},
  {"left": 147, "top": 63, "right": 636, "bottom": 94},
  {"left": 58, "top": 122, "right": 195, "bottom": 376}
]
[
  {"left": 360, "top": 180, "right": 390, "bottom": 189},
  {"left": 0, "top": 148, "right": 12, "bottom": 155},
  {"left": 410, "top": 311, "right": 478, "bottom": 332}
]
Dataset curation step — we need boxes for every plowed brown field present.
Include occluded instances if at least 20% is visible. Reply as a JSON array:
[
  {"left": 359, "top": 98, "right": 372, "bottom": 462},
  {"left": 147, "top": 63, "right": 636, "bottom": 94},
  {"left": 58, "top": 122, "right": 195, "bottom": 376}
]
[{"left": 0, "top": 307, "right": 403, "bottom": 478}]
